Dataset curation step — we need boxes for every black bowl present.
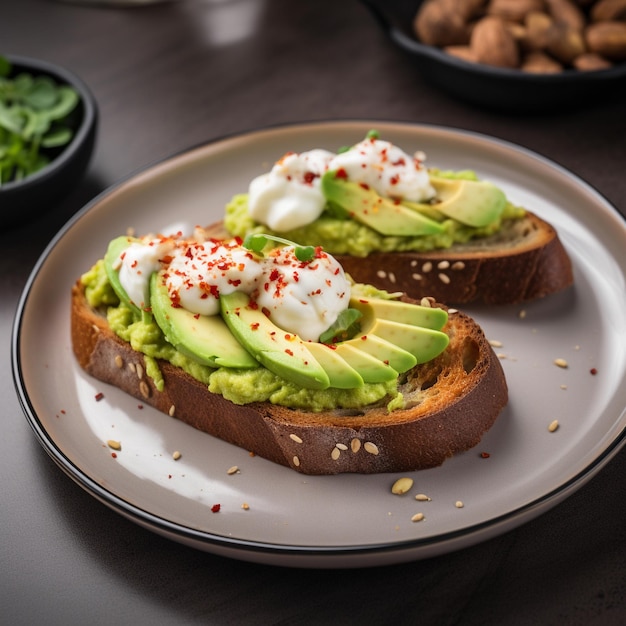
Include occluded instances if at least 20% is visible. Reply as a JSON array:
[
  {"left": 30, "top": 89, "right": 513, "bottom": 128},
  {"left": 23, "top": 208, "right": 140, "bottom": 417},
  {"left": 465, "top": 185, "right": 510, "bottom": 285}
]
[
  {"left": 360, "top": 0, "right": 626, "bottom": 112},
  {"left": 0, "top": 55, "right": 98, "bottom": 226}
]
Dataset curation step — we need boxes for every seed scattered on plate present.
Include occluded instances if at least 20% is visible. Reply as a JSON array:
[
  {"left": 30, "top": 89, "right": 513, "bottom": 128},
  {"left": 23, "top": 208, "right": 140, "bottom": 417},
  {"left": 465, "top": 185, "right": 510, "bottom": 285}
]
[
  {"left": 554, "top": 358, "right": 568, "bottom": 368},
  {"left": 391, "top": 477, "right": 414, "bottom": 495},
  {"left": 548, "top": 419, "right": 559, "bottom": 432},
  {"left": 489, "top": 339, "right": 503, "bottom": 348},
  {"left": 411, "top": 513, "right": 425, "bottom": 522},
  {"left": 227, "top": 465, "right": 240, "bottom": 475},
  {"left": 241, "top": 503, "right": 250, "bottom": 510},
  {"left": 107, "top": 440, "right": 121, "bottom": 451},
  {"left": 172, "top": 450, "right": 181, "bottom": 461},
  {"left": 455, "top": 500, "right": 464, "bottom": 509},
  {"left": 415, "top": 493, "right": 431, "bottom": 501}
]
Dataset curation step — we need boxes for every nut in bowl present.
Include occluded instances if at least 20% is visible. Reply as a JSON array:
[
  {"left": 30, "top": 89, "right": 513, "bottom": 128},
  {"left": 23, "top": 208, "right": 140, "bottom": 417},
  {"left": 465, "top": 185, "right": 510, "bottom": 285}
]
[
  {"left": 0, "top": 55, "right": 97, "bottom": 227},
  {"left": 360, "top": 0, "right": 626, "bottom": 111}
]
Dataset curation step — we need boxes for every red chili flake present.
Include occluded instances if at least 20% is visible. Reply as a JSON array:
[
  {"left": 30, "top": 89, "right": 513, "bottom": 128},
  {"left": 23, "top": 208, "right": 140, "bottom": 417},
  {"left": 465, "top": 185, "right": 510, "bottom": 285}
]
[
  {"left": 60, "top": 409, "right": 66, "bottom": 415},
  {"left": 360, "top": 335, "right": 367, "bottom": 341},
  {"left": 194, "top": 313, "right": 200, "bottom": 319},
  {"left": 359, "top": 182, "right": 370, "bottom": 190},
  {"left": 480, "top": 452, "right": 490, "bottom": 458},
  {"left": 211, "top": 504, "right": 221, "bottom": 513},
  {"left": 111, "top": 452, "right": 117, "bottom": 459},
  {"left": 185, "top": 248, "right": 194, "bottom": 259},
  {"left": 269, "top": 268, "right": 280, "bottom": 282},
  {"left": 392, "top": 157, "right": 406, "bottom": 166},
  {"left": 262, "top": 307, "right": 271, "bottom": 318},
  {"left": 137, "top": 404, "right": 144, "bottom": 410},
  {"left": 335, "top": 168, "right": 348, "bottom": 180},
  {"left": 95, "top": 392, "right": 104, "bottom": 402},
  {"left": 303, "top": 171, "right": 317, "bottom": 185},
  {"left": 285, "top": 349, "right": 294, "bottom": 356},
  {"left": 250, "top": 322, "right": 260, "bottom": 330},
  {"left": 590, "top": 368, "right": 598, "bottom": 375},
  {"left": 389, "top": 174, "right": 400, "bottom": 186}
]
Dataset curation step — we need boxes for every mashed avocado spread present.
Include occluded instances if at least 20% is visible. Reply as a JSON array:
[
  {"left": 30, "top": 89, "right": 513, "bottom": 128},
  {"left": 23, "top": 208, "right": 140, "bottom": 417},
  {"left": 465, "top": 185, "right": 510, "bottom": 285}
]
[
  {"left": 225, "top": 170, "right": 526, "bottom": 257},
  {"left": 81, "top": 260, "right": 401, "bottom": 412}
]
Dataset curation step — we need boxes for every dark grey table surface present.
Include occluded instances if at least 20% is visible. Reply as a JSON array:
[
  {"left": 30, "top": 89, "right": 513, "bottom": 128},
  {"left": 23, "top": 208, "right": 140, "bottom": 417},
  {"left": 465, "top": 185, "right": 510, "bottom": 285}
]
[{"left": 2, "top": 1, "right": 625, "bottom": 624}]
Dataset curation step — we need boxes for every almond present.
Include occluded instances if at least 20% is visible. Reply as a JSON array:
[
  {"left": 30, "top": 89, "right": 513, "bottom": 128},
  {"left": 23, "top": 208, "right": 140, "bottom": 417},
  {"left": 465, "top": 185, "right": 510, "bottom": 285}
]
[
  {"left": 524, "top": 11, "right": 555, "bottom": 49},
  {"left": 470, "top": 15, "right": 521, "bottom": 67},
  {"left": 521, "top": 50, "right": 564, "bottom": 71},
  {"left": 586, "top": 21, "right": 626, "bottom": 59},
  {"left": 488, "top": 0, "right": 546, "bottom": 22},
  {"left": 590, "top": 0, "right": 626, "bottom": 22},
  {"left": 414, "top": 0, "right": 470, "bottom": 47},
  {"left": 546, "top": 0, "right": 586, "bottom": 31},
  {"left": 572, "top": 51, "right": 613, "bottom": 69},
  {"left": 547, "top": 22, "right": 587, "bottom": 62}
]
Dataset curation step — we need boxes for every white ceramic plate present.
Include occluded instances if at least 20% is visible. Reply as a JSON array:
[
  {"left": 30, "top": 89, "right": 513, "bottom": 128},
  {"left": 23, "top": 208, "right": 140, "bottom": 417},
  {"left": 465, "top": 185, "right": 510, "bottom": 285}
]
[{"left": 12, "top": 121, "right": 626, "bottom": 568}]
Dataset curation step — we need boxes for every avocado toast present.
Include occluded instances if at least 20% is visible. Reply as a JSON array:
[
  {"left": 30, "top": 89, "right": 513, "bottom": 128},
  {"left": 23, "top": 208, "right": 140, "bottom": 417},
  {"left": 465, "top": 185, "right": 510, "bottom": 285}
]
[
  {"left": 72, "top": 231, "right": 508, "bottom": 475},
  {"left": 216, "top": 131, "right": 573, "bottom": 305}
]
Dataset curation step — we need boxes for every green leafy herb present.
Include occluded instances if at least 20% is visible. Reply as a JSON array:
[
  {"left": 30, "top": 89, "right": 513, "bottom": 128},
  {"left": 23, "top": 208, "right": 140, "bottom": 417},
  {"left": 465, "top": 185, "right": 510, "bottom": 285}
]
[
  {"left": 243, "top": 233, "right": 317, "bottom": 262},
  {"left": 318, "top": 308, "right": 363, "bottom": 344},
  {"left": 0, "top": 55, "right": 79, "bottom": 185}
]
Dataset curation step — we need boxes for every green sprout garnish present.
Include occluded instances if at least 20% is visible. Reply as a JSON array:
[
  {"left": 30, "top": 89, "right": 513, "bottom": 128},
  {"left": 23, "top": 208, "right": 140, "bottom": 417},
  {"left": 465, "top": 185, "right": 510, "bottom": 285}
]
[
  {"left": 243, "top": 233, "right": 316, "bottom": 262},
  {"left": 0, "top": 55, "right": 80, "bottom": 185},
  {"left": 318, "top": 308, "right": 363, "bottom": 344}
]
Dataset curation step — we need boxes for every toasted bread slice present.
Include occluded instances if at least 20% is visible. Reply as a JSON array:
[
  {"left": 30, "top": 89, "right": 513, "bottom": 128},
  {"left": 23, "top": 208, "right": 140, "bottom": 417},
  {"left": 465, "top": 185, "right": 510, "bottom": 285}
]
[
  {"left": 206, "top": 211, "right": 573, "bottom": 305},
  {"left": 71, "top": 281, "right": 508, "bottom": 475}
]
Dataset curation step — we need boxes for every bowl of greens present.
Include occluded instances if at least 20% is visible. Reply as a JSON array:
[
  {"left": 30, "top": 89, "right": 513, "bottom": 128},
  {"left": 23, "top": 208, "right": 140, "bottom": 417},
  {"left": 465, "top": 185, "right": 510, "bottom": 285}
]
[{"left": 0, "top": 54, "right": 97, "bottom": 226}]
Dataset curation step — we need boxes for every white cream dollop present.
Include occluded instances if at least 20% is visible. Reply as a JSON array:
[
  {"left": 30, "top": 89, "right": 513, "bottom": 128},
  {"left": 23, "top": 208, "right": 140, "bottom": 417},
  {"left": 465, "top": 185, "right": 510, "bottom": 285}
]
[
  {"left": 116, "top": 237, "right": 176, "bottom": 310},
  {"left": 164, "top": 240, "right": 265, "bottom": 317},
  {"left": 329, "top": 137, "right": 435, "bottom": 202},
  {"left": 247, "top": 149, "right": 334, "bottom": 232},
  {"left": 117, "top": 234, "right": 351, "bottom": 341},
  {"left": 246, "top": 136, "right": 436, "bottom": 232},
  {"left": 253, "top": 245, "right": 351, "bottom": 341}
]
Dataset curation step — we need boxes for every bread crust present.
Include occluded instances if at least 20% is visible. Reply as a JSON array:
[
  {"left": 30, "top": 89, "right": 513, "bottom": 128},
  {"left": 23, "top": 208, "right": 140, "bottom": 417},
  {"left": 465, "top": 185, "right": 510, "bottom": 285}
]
[
  {"left": 71, "top": 282, "right": 508, "bottom": 474},
  {"left": 207, "top": 210, "right": 573, "bottom": 305}
]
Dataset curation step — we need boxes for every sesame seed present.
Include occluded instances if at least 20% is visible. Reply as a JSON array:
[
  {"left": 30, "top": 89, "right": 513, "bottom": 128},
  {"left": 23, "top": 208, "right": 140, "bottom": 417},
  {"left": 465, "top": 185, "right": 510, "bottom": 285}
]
[
  {"left": 554, "top": 358, "right": 568, "bottom": 368},
  {"left": 388, "top": 272, "right": 397, "bottom": 284},
  {"left": 139, "top": 381, "right": 150, "bottom": 399},
  {"left": 489, "top": 340, "right": 503, "bottom": 348},
  {"left": 391, "top": 477, "right": 414, "bottom": 495},
  {"left": 422, "top": 262, "right": 433, "bottom": 273},
  {"left": 410, "top": 260, "right": 418, "bottom": 267},
  {"left": 519, "top": 309, "right": 527, "bottom": 319},
  {"left": 128, "top": 362, "right": 136, "bottom": 374},
  {"left": 455, "top": 501, "right": 464, "bottom": 508},
  {"left": 415, "top": 493, "right": 431, "bottom": 501},
  {"left": 335, "top": 443, "right": 348, "bottom": 451},
  {"left": 411, "top": 273, "right": 423, "bottom": 281},
  {"left": 411, "top": 513, "right": 425, "bottom": 522},
  {"left": 107, "top": 440, "right": 121, "bottom": 451},
  {"left": 289, "top": 433, "right": 303, "bottom": 444},
  {"left": 548, "top": 419, "right": 559, "bottom": 432},
  {"left": 451, "top": 261, "right": 465, "bottom": 270},
  {"left": 437, "top": 260, "right": 450, "bottom": 269},
  {"left": 241, "top": 503, "right": 250, "bottom": 510},
  {"left": 350, "top": 438, "right": 361, "bottom": 453},
  {"left": 293, "top": 455, "right": 300, "bottom": 467},
  {"left": 168, "top": 405, "right": 176, "bottom": 417},
  {"left": 227, "top": 465, "right": 240, "bottom": 475},
  {"left": 438, "top": 273, "right": 450, "bottom": 284},
  {"left": 376, "top": 270, "right": 386, "bottom": 279},
  {"left": 114, "top": 355, "right": 123, "bottom": 369},
  {"left": 447, "top": 308, "right": 458, "bottom": 314},
  {"left": 136, "top": 363, "right": 144, "bottom": 380},
  {"left": 420, "top": 297, "right": 432, "bottom": 307},
  {"left": 331, "top": 447, "right": 341, "bottom": 461},
  {"left": 364, "top": 441, "right": 379, "bottom": 455},
  {"left": 172, "top": 450, "right": 181, "bottom": 460}
]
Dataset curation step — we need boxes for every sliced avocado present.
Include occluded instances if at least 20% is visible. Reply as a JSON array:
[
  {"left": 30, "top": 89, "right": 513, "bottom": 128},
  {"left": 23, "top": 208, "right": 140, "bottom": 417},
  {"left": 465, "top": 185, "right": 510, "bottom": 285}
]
[
  {"left": 149, "top": 272, "right": 258, "bottom": 369},
  {"left": 343, "top": 333, "right": 417, "bottom": 373},
  {"left": 219, "top": 291, "right": 330, "bottom": 390},
  {"left": 333, "top": 343, "right": 398, "bottom": 383},
  {"left": 404, "top": 177, "right": 506, "bottom": 227},
  {"left": 104, "top": 235, "right": 140, "bottom": 313},
  {"left": 350, "top": 297, "right": 448, "bottom": 331},
  {"left": 305, "top": 342, "right": 364, "bottom": 389},
  {"left": 321, "top": 170, "right": 445, "bottom": 236},
  {"left": 368, "top": 318, "right": 449, "bottom": 365}
]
